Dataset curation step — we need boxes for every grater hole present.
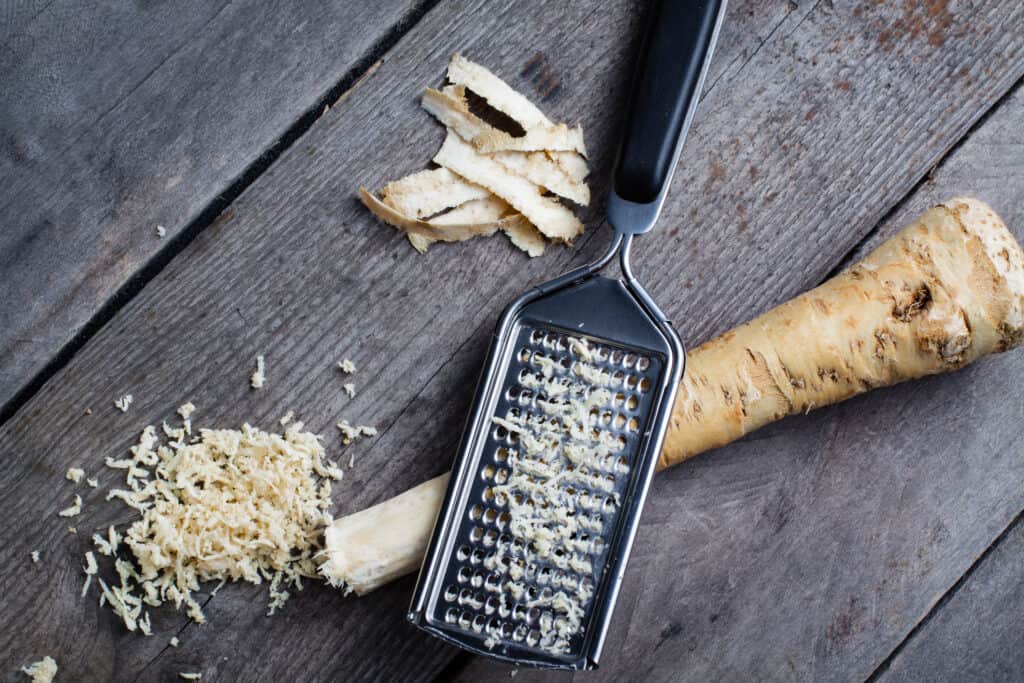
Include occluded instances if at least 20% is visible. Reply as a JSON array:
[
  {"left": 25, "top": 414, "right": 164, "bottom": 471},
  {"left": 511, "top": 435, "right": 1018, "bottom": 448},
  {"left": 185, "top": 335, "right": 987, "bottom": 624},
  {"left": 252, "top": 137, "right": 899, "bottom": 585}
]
[
  {"left": 527, "top": 607, "right": 540, "bottom": 624},
  {"left": 458, "top": 568, "right": 472, "bottom": 584},
  {"left": 612, "top": 370, "right": 625, "bottom": 386},
  {"left": 482, "top": 529, "right": 499, "bottom": 547},
  {"left": 627, "top": 416, "right": 639, "bottom": 432},
  {"left": 623, "top": 352, "right": 637, "bottom": 368},
  {"left": 459, "top": 612, "right": 472, "bottom": 629},
  {"left": 497, "top": 511, "right": 511, "bottom": 530},
  {"left": 481, "top": 465, "right": 496, "bottom": 482},
  {"left": 613, "top": 391, "right": 626, "bottom": 407},
  {"left": 501, "top": 622, "right": 514, "bottom": 638},
  {"left": 472, "top": 615, "right": 486, "bottom": 632},
  {"left": 531, "top": 330, "right": 545, "bottom": 343},
  {"left": 446, "top": 607, "right": 459, "bottom": 623},
  {"left": 470, "top": 527, "right": 484, "bottom": 543},
  {"left": 485, "top": 573, "right": 502, "bottom": 592},
  {"left": 613, "top": 413, "right": 626, "bottom": 429},
  {"left": 627, "top": 395, "right": 639, "bottom": 411},
  {"left": 513, "top": 625, "right": 528, "bottom": 642},
  {"left": 603, "top": 496, "right": 618, "bottom": 513},
  {"left": 469, "top": 504, "right": 484, "bottom": 521},
  {"left": 471, "top": 570, "right": 485, "bottom": 588},
  {"left": 638, "top": 356, "right": 651, "bottom": 371},
  {"left": 483, "top": 508, "right": 497, "bottom": 525},
  {"left": 616, "top": 455, "right": 630, "bottom": 473},
  {"left": 494, "top": 447, "right": 509, "bottom": 464},
  {"left": 527, "top": 630, "right": 541, "bottom": 647},
  {"left": 539, "top": 611, "right": 554, "bottom": 630},
  {"left": 597, "top": 347, "right": 610, "bottom": 361},
  {"left": 625, "top": 375, "right": 638, "bottom": 390},
  {"left": 482, "top": 487, "right": 495, "bottom": 504},
  {"left": 498, "top": 597, "right": 512, "bottom": 618},
  {"left": 610, "top": 350, "right": 624, "bottom": 364},
  {"left": 457, "top": 545, "right": 471, "bottom": 561},
  {"left": 494, "top": 468, "right": 509, "bottom": 485},
  {"left": 471, "top": 548, "right": 485, "bottom": 565},
  {"left": 639, "top": 377, "right": 652, "bottom": 393},
  {"left": 444, "top": 585, "right": 458, "bottom": 602}
]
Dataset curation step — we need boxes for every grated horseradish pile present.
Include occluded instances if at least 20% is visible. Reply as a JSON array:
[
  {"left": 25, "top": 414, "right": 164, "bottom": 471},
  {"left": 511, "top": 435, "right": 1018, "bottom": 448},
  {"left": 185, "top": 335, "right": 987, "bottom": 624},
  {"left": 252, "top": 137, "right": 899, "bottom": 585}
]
[{"left": 82, "top": 408, "right": 345, "bottom": 631}]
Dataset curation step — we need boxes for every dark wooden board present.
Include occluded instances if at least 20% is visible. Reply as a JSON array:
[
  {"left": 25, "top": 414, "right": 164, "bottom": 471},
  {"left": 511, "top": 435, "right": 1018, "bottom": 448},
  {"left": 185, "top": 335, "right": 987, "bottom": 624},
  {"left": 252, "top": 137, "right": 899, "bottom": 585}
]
[
  {"left": 859, "top": 83, "right": 1024, "bottom": 683},
  {"left": 2, "top": 0, "right": 1023, "bottom": 681},
  {"left": 0, "top": 0, "right": 426, "bottom": 415},
  {"left": 874, "top": 517, "right": 1024, "bottom": 682}
]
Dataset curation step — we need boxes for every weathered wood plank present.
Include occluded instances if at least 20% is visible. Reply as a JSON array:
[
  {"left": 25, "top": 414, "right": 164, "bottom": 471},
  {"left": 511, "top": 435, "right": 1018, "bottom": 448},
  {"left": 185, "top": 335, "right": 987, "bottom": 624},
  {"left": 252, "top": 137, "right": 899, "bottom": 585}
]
[
  {"left": 874, "top": 517, "right": 1024, "bottom": 682},
  {"left": 859, "top": 83, "right": 1024, "bottom": 683},
  {"left": 0, "top": 0, "right": 427, "bottom": 415},
  {"left": 2, "top": 0, "right": 1023, "bottom": 681}
]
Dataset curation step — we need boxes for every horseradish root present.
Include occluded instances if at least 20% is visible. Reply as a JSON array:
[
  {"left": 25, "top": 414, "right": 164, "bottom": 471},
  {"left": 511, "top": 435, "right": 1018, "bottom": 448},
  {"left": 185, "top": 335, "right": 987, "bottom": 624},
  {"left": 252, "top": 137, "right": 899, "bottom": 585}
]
[
  {"left": 321, "top": 197, "right": 1024, "bottom": 594},
  {"left": 660, "top": 197, "right": 1024, "bottom": 468},
  {"left": 319, "top": 473, "right": 449, "bottom": 595}
]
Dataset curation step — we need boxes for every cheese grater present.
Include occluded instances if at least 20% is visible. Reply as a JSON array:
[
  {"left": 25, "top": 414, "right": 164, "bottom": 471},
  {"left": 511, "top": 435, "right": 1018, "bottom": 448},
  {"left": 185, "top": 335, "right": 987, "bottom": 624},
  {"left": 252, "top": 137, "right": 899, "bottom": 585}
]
[{"left": 409, "top": 0, "right": 726, "bottom": 670}]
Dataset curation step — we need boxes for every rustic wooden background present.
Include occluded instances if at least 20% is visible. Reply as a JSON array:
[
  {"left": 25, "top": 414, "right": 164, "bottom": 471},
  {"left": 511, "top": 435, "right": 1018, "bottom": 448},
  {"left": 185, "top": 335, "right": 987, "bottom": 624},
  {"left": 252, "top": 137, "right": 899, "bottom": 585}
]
[{"left": 1, "top": 0, "right": 1022, "bottom": 681}]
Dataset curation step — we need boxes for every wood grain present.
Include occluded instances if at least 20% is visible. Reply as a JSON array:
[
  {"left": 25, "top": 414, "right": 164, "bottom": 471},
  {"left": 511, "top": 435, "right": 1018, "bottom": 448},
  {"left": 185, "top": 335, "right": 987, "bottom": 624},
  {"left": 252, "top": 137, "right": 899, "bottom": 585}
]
[
  {"left": 0, "top": 0, "right": 425, "bottom": 413},
  {"left": 874, "top": 517, "right": 1024, "bottom": 682},
  {"left": 862, "top": 82, "right": 1024, "bottom": 683},
  {"left": 2, "top": 0, "right": 1023, "bottom": 681}
]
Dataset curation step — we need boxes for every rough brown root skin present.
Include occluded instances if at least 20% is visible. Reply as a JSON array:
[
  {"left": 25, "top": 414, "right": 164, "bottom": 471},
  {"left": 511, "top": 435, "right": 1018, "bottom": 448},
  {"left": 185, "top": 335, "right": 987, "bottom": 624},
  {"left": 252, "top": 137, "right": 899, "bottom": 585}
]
[
  {"left": 659, "top": 197, "right": 1024, "bottom": 469},
  {"left": 323, "top": 198, "right": 1023, "bottom": 593}
]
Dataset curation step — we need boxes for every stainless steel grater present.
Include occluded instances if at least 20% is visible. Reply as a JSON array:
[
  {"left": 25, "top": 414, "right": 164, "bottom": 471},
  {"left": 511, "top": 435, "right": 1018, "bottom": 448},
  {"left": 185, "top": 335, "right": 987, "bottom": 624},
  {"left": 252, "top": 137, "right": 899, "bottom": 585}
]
[{"left": 409, "top": 0, "right": 727, "bottom": 670}]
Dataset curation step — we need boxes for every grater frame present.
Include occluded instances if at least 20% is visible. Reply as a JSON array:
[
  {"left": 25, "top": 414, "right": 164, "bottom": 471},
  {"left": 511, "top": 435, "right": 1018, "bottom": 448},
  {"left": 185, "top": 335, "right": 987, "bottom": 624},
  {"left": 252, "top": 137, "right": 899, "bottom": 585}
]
[{"left": 407, "top": 236, "right": 685, "bottom": 670}]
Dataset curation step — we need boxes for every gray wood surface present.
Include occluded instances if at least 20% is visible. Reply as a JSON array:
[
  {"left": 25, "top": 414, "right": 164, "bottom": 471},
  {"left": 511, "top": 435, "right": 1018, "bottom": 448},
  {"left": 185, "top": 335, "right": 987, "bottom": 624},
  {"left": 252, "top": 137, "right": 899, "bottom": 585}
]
[
  {"left": 2, "top": 0, "right": 1023, "bottom": 681},
  {"left": 862, "top": 83, "right": 1024, "bottom": 683},
  {"left": 0, "top": 0, "right": 425, "bottom": 416},
  {"left": 875, "top": 517, "right": 1024, "bottom": 682}
]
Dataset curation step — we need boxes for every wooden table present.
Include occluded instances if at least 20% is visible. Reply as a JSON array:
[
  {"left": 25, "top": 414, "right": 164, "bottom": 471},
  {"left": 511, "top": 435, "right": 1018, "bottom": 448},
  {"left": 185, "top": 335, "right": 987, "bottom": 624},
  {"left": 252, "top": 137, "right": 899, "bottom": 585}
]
[{"left": 2, "top": 1, "right": 1023, "bottom": 680}]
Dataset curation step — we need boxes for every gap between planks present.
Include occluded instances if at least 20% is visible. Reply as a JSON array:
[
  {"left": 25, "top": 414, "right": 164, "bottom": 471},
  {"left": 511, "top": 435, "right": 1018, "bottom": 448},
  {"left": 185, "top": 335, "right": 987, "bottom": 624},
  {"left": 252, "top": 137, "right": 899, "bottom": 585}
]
[
  {"left": 865, "top": 507, "right": 1024, "bottom": 682},
  {"left": 824, "top": 72, "right": 1024, "bottom": 282},
  {"left": 0, "top": 0, "right": 441, "bottom": 428}
]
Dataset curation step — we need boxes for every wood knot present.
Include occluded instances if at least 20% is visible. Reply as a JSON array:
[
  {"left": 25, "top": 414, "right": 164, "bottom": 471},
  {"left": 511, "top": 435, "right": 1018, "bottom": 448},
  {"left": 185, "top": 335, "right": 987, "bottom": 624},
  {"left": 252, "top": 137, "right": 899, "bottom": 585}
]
[{"left": 521, "top": 53, "right": 561, "bottom": 100}]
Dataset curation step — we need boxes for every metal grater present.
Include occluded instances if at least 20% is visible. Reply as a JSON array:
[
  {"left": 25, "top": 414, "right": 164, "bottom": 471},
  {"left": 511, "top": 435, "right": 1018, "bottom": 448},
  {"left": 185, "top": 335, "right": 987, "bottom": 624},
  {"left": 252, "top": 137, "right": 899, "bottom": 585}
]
[{"left": 409, "top": 0, "right": 727, "bottom": 670}]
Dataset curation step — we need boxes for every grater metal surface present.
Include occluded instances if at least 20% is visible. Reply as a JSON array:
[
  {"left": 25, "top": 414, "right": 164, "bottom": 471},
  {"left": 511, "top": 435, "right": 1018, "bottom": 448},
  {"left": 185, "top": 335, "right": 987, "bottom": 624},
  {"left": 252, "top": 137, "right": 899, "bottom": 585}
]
[
  {"left": 427, "top": 321, "right": 665, "bottom": 662},
  {"left": 409, "top": 0, "right": 726, "bottom": 670}
]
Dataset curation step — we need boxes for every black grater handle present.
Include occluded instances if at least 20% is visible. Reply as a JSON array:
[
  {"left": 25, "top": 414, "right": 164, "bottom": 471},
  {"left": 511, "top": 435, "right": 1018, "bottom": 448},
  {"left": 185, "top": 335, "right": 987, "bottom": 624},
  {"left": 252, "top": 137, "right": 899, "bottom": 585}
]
[{"left": 612, "top": 0, "right": 725, "bottom": 207}]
